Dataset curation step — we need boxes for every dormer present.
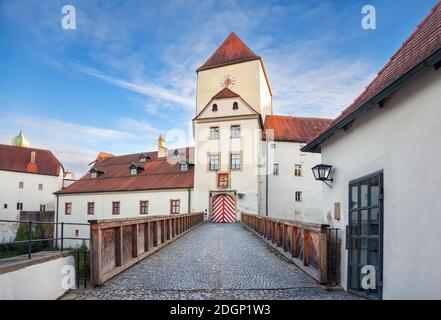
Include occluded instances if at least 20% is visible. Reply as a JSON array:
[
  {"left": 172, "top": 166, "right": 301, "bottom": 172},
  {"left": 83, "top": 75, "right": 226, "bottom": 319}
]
[
  {"left": 89, "top": 168, "right": 104, "bottom": 179},
  {"left": 138, "top": 153, "right": 152, "bottom": 163},
  {"left": 129, "top": 163, "right": 144, "bottom": 176}
]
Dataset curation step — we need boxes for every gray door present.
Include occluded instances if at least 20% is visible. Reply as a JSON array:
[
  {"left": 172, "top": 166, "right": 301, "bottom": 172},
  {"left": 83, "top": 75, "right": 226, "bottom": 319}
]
[{"left": 348, "top": 171, "right": 383, "bottom": 299}]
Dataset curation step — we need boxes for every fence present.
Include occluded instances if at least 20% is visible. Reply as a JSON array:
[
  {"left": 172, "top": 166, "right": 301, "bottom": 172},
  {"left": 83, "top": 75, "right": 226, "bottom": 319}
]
[
  {"left": 90, "top": 212, "right": 204, "bottom": 286},
  {"left": 241, "top": 213, "right": 340, "bottom": 285},
  {"left": 0, "top": 219, "right": 91, "bottom": 288}
]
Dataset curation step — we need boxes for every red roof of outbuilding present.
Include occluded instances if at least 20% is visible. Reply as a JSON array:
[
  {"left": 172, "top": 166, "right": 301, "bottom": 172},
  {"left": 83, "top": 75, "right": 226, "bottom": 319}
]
[
  {"left": 0, "top": 144, "right": 62, "bottom": 176},
  {"left": 263, "top": 115, "right": 333, "bottom": 143},
  {"left": 55, "top": 147, "right": 194, "bottom": 194},
  {"left": 304, "top": 2, "right": 441, "bottom": 151},
  {"left": 197, "top": 33, "right": 261, "bottom": 72}
]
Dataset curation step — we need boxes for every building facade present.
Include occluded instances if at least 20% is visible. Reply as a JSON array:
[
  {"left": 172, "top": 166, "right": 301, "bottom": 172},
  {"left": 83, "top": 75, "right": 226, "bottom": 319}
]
[
  {"left": 0, "top": 131, "right": 65, "bottom": 241},
  {"left": 302, "top": 3, "right": 441, "bottom": 299}
]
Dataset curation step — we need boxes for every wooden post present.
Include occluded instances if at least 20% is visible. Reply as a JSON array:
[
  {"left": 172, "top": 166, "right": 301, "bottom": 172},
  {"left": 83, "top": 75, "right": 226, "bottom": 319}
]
[
  {"left": 144, "top": 222, "right": 150, "bottom": 252},
  {"left": 303, "top": 229, "right": 310, "bottom": 266},
  {"left": 90, "top": 222, "right": 102, "bottom": 286},
  {"left": 132, "top": 224, "right": 138, "bottom": 258},
  {"left": 153, "top": 221, "right": 158, "bottom": 247},
  {"left": 115, "top": 226, "right": 123, "bottom": 267},
  {"left": 291, "top": 226, "right": 297, "bottom": 257},
  {"left": 318, "top": 226, "right": 328, "bottom": 284}
]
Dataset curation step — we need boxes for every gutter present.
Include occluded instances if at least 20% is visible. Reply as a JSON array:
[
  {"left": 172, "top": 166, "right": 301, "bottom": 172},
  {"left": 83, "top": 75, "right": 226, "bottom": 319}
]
[{"left": 302, "top": 47, "right": 441, "bottom": 152}]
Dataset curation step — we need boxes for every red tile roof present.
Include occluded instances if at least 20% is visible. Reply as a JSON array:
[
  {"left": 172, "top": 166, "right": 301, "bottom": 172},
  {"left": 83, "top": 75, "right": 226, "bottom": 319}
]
[
  {"left": 263, "top": 115, "right": 333, "bottom": 143},
  {"left": 305, "top": 2, "right": 441, "bottom": 150},
  {"left": 56, "top": 147, "right": 194, "bottom": 194},
  {"left": 212, "top": 87, "right": 241, "bottom": 99},
  {"left": 0, "top": 144, "right": 62, "bottom": 176},
  {"left": 197, "top": 33, "right": 260, "bottom": 72}
]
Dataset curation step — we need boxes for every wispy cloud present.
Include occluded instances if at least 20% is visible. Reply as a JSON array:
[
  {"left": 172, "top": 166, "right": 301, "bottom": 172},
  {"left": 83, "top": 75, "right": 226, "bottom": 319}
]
[
  {"left": 76, "top": 64, "right": 194, "bottom": 108},
  {"left": 0, "top": 112, "right": 162, "bottom": 178}
]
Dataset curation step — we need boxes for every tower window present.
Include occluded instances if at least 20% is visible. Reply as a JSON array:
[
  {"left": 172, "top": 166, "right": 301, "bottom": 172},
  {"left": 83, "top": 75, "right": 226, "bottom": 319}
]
[
  {"left": 231, "top": 125, "right": 240, "bottom": 138},
  {"left": 295, "top": 191, "right": 302, "bottom": 202},
  {"left": 230, "top": 153, "right": 241, "bottom": 171},
  {"left": 17, "top": 202, "right": 23, "bottom": 211},
  {"left": 233, "top": 102, "right": 239, "bottom": 110},
  {"left": 38, "top": 184, "right": 43, "bottom": 190},
  {"left": 210, "top": 127, "right": 219, "bottom": 140},
  {"left": 212, "top": 104, "right": 218, "bottom": 112},
  {"left": 19, "top": 182, "right": 24, "bottom": 189},
  {"left": 208, "top": 153, "right": 219, "bottom": 171}
]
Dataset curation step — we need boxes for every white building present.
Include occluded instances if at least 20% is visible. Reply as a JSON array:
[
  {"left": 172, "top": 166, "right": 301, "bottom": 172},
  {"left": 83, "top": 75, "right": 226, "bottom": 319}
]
[
  {"left": 56, "top": 32, "right": 329, "bottom": 239},
  {"left": 0, "top": 130, "right": 66, "bottom": 241},
  {"left": 302, "top": 3, "right": 441, "bottom": 300},
  {"left": 261, "top": 115, "right": 331, "bottom": 223}
]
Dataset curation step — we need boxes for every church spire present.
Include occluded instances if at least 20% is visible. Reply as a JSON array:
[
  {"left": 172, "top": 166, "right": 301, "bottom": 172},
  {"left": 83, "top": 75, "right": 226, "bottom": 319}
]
[{"left": 11, "top": 128, "right": 30, "bottom": 148}]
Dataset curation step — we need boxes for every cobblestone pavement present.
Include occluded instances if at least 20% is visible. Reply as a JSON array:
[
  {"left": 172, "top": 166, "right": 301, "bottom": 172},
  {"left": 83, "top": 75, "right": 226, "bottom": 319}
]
[{"left": 74, "top": 223, "right": 358, "bottom": 300}]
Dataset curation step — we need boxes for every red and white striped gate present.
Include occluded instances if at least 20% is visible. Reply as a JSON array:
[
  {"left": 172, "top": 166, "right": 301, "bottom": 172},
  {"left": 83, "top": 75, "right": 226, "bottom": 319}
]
[{"left": 212, "top": 194, "right": 236, "bottom": 223}]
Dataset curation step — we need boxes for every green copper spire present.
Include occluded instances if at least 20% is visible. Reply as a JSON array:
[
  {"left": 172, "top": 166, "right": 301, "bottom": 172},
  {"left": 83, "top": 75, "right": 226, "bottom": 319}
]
[{"left": 11, "top": 129, "right": 30, "bottom": 147}]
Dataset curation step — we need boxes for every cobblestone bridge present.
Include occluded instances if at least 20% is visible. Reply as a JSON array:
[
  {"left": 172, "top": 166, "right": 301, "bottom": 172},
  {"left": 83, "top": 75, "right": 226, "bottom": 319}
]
[{"left": 72, "top": 223, "right": 357, "bottom": 300}]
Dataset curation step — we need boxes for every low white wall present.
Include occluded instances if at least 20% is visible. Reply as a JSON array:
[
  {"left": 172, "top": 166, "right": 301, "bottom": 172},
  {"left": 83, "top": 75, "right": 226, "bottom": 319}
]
[{"left": 0, "top": 254, "right": 75, "bottom": 300}]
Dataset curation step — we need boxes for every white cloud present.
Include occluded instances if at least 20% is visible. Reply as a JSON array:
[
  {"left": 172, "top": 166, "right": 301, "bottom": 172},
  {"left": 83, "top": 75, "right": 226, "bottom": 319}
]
[
  {"left": 0, "top": 112, "right": 160, "bottom": 178},
  {"left": 76, "top": 64, "right": 194, "bottom": 108}
]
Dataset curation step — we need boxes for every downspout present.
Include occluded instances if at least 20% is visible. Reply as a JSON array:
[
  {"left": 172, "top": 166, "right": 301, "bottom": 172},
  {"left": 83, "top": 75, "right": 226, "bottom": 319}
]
[
  {"left": 265, "top": 140, "right": 269, "bottom": 217},
  {"left": 55, "top": 194, "right": 59, "bottom": 248},
  {"left": 187, "top": 188, "right": 191, "bottom": 213}
]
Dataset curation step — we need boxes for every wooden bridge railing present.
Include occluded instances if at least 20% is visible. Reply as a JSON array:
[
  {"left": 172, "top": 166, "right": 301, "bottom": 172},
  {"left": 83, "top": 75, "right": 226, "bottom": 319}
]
[
  {"left": 90, "top": 212, "right": 204, "bottom": 286},
  {"left": 241, "top": 213, "right": 330, "bottom": 284}
]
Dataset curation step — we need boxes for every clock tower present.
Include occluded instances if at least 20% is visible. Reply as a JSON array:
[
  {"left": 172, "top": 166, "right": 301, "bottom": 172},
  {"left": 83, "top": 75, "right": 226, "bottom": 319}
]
[{"left": 192, "top": 33, "right": 271, "bottom": 220}]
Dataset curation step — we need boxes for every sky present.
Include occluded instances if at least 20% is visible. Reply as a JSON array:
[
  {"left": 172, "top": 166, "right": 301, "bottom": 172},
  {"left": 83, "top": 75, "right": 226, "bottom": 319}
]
[{"left": 0, "top": 0, "right": 438, "bottom": 177}]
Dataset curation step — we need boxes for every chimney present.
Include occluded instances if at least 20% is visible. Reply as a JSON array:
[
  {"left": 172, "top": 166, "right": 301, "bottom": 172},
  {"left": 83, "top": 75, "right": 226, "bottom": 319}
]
[
  {"left": 157, "top": 135, "right": 167, "bottom": 158},
  {"left": 30, "top": 151, "right": 36, "bottom": 164}
]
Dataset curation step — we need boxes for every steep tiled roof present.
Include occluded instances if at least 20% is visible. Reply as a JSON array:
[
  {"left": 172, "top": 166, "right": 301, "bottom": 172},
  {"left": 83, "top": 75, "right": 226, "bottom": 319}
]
[
  {"left": 55, "top": 147, "right": 194, "bottom": 194},
  {"left": 304, "top": 2, "right": 441, "bottom": 150},
  {"left": 197, "top": 33, "right": 260, "bottom": 72},
  {"left": 0, "top": 144, "right": 62, "bottom": 176},
  {"left": 212, "top": 87, "right": 241, "bottom": 99},
  {"left": 263, "top": 115, "right": 332, "bottom": 143}
]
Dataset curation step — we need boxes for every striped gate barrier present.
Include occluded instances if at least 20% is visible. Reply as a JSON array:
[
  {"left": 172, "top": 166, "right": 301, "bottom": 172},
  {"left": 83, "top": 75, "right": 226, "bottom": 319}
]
[{"left": 212, "top": 194, "right": 236, "bottom": 223}]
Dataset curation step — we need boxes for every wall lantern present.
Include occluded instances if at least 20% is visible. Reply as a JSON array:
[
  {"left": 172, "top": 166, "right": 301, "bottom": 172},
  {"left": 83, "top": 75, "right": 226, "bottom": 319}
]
[{"left": 311, "top": 164, "right": 333, "bottom": 188}]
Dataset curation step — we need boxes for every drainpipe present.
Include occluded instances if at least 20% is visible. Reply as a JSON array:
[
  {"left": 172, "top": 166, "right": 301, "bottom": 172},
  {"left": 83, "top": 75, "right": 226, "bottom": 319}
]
[
  {"left": 55, "top": 194, "right": 59, "bottom": 248},
  {"left": 265, "top": 140, "right": 269, "bottom": 217},
  {"left": 187, "top": 188, "right": 191, "bottom": 213}
]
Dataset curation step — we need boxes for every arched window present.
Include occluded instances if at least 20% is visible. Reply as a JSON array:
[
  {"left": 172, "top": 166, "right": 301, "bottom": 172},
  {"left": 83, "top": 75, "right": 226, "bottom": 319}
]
[
  {"left": 212, "top": 104, "right": 218, "bottom": 112},
  {"left": 233, "top": 102, "right": 239, "bottom": 110}
]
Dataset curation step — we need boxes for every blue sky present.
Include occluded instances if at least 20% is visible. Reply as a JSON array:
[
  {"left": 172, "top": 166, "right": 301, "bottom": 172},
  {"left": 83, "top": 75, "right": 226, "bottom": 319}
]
[{"left": 0, "top": 0, "right": 437, "bottom": 177}]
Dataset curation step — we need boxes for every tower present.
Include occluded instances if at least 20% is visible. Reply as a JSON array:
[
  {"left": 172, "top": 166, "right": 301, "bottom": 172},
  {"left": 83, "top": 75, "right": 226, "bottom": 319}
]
[{"left": 192, "top": 33, "right": 272, "bottom": 220}]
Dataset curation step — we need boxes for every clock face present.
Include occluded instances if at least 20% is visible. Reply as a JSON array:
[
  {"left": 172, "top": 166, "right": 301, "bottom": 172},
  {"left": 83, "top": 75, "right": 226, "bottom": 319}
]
[{"left": 220, "top": 74, "right": 236, "bottom": 89}]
